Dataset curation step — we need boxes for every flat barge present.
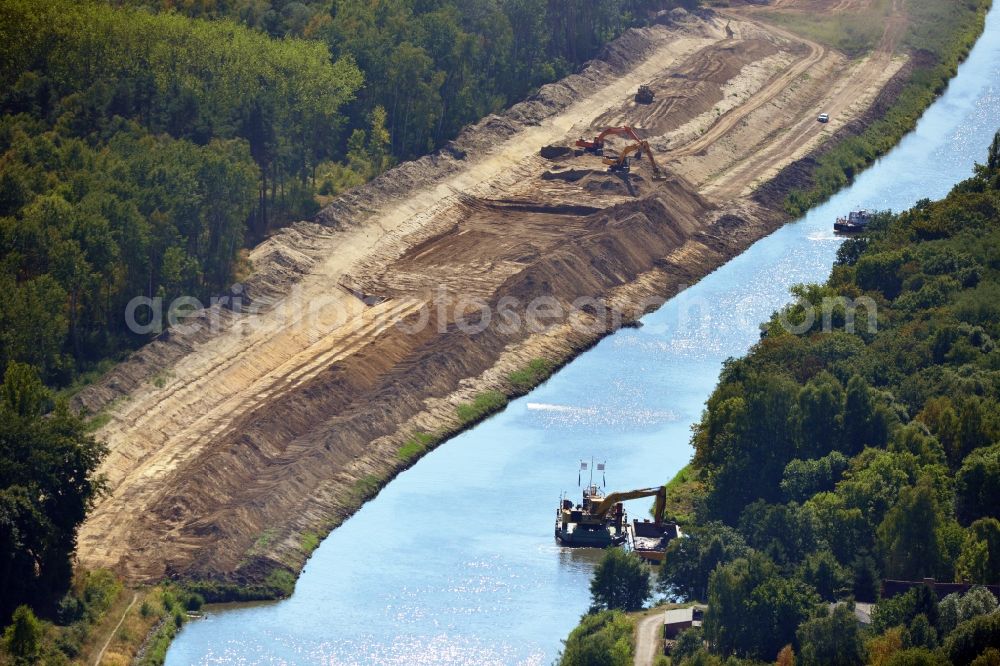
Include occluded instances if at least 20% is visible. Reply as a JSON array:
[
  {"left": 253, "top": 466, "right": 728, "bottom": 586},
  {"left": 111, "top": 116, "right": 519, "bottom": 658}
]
[{"left": 555, "top": 484, "right": 628, "bottom": 547}]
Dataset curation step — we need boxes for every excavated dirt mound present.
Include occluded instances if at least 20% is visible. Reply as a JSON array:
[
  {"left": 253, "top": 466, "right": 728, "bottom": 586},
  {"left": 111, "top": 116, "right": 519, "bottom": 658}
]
[
  {"left": 112, "top": 183, "right": 756, "bottom": 582},
  {"left": 71, "top": 22, "right": 704, "bottom": 418},
  {"left": 583, "top": 175, "right": 642, "bottom": 196},
  {"left": 540, "top": 145, "right": 575, "bottom": 159},
  {"left": 72, "top": 1, "right": 912, "bottom": 585},
  {"left": 541, "top": 166, "right": 647, "bottom": 198},
  {"left": 542, "top": 167, "right": 595, "bottom": 182}
]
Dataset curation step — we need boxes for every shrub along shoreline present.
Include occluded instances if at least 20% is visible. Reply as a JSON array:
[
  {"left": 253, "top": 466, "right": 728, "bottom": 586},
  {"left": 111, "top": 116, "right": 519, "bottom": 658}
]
[{"left": 645, "top": 128, "right": 1000, "bottom": 665}]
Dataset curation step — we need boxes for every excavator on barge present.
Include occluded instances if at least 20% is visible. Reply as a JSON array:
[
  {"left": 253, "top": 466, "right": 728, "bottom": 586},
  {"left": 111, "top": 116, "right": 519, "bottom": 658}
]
[
  {"left": 555, "top": 483, "right": 630, "bottom": 547},
  {"left": 555, "top": 462, "right": 677, "bottom": 557}
]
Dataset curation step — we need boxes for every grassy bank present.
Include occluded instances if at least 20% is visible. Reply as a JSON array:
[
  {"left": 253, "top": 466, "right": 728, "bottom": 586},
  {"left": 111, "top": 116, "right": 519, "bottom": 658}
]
[
  {"left": 784, "top": 0, "right": 992, "bottom": 215},
  {"left": 663, "top": 464, "right": 705, "bottom": 526},
  {"left": 395, "top": 358, "right": 557, "bottom": 462},
  {"left": 179, "top": 355, "right": 564, "bottom": 607},
  {"left": 0, "top": 571, "right": 201, "bottom": 666},
  {"left": 759, "top": 0, "right": 893, "bottom": 57}
]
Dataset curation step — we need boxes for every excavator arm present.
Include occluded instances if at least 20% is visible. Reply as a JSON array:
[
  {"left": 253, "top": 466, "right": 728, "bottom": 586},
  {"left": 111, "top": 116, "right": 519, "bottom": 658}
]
[
  {"left": 640, "top": 141, "right": 666, "bottom": 180},
  {"left": 575, "top": 126, "right": 643, "bottom": 151},
  {"left": 593, "top": 486, "right": 667, "bottom": 522},
  {"left": 602, "top": 140, "right": 666, "bottom": 180},
  {"left": 575, "top": 126, "right": 668, "bottom": 180},
  {"left": 602, "top": 142, "right": 643, "bottom": 168},
  {"left": 596, "top": 126, "right": 643, "bottom": 145}
]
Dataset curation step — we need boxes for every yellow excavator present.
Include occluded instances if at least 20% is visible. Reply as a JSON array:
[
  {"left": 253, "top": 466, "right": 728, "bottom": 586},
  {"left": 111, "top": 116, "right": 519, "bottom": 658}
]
[
  {"left": 595, "top": 485, "right": 678, "bottom": 564},
  {"left": 592, "top": 486, "right": 667, "bottom": 523},
  {"left": 556, "top": 483, "right": 666, "bottom": 548},
  {"left": 603, "top": 140, "right": 667, "bottom": 180}
]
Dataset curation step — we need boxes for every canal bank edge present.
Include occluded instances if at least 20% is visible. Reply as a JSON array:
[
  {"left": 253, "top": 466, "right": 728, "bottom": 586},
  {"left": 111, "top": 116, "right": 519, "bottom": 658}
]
[{"left": 167, "top": 0, "right": 994, "bottom": 612}]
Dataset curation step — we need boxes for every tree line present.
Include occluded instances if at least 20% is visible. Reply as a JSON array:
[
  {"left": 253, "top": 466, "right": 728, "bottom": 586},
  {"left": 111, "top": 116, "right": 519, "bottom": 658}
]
[
  {"left": 133, "top": 0, "right": 692, "bottom": 174},
  {"left": 649, "top": 131, "right": 1000, "bottom": 664},
  {"left": 0, "top": 0, "right": 363, "bottom": 386}
]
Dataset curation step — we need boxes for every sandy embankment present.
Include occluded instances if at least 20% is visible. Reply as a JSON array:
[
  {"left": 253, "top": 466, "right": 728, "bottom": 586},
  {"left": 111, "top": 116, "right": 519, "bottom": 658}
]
[{"left": 74, "top": 3, "right": 906, "bottom": 585}]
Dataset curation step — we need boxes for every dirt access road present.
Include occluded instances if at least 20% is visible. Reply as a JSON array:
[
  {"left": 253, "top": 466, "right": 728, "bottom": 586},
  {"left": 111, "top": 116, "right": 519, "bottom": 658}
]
[
  {"left": 75, "top": 1, "right": 907, "bottom": 584},
  {"left": 634, "top": 611, "right": 667, "bottom": 666}
]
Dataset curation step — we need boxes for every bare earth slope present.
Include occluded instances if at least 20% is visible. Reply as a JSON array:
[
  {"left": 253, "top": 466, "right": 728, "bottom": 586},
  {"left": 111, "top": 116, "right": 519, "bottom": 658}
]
[{"left": 75, "top": 3, "right": 906, "bottom": 583}]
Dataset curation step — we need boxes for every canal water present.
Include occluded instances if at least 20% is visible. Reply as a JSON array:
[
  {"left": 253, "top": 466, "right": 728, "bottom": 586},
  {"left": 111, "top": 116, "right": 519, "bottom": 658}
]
[{"left": 167, "top": 10, "right": 1000, "bottom": 665}]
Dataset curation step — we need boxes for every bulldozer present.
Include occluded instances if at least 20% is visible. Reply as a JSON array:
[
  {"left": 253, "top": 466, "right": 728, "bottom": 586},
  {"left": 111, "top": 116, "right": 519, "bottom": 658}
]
[
  {"left": 603, "top": 140, "right": 667, "bottom": 180},
  {"left": 635, "top": 84, "right": 655, "bottom": 104}
]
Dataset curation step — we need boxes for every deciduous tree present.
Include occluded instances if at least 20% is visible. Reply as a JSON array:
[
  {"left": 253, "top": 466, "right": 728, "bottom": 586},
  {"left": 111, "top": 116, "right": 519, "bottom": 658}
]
[
  {"left": 797, "top": 603, "right": 865, "bottom": 666},
  {"left": 589, "top": 549, "right": 650, "bottom": 612}
]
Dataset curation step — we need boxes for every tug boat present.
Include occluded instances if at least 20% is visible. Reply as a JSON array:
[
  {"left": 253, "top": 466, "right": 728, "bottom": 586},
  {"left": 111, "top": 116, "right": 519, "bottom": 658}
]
[{"left": 834, "top": 209, "right": 872, "bottom": 233}]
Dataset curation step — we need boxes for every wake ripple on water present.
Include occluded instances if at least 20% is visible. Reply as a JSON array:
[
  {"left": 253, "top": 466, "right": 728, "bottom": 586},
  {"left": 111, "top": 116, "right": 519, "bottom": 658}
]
[{"left": 525, "top": 402, "right": 678, "bottom": 427}]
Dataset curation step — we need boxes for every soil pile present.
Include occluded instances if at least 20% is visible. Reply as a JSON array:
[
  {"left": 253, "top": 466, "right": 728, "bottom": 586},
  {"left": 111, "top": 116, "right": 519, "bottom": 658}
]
[{"left": 71, "top": 1, "right": 911, "bottom": 585}]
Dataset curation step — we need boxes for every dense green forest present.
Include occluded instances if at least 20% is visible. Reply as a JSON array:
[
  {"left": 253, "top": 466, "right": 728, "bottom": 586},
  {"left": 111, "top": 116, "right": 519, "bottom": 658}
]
[
  {"left": 647, "top": 132, "right": 1000, "bottom": 664},
  {"left": 0, "top": 0, "right": 363, "bottom": 386},
  {"left": 0, "top": 363, "right": 105, "bottom": 625},
  {"left": 131, "top": 0, "right": 679, "bottom": 161},
  {"left": 0, "top": 0, "right": 681, "bottom": 391}
]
